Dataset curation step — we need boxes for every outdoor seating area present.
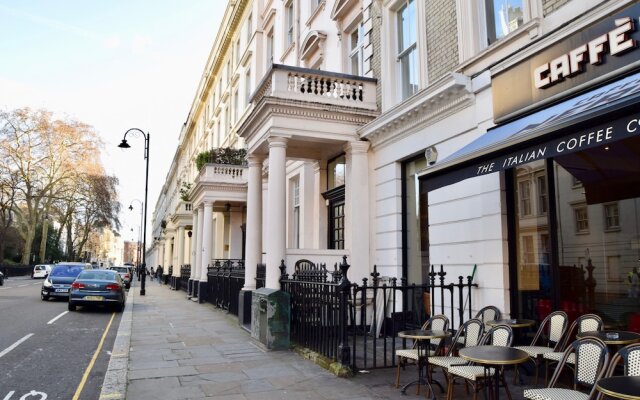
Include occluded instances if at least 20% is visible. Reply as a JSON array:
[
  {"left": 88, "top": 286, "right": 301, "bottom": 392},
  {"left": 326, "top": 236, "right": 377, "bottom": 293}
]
[{"left": 392, "top": 308, "right": 640, "bottom": 400}]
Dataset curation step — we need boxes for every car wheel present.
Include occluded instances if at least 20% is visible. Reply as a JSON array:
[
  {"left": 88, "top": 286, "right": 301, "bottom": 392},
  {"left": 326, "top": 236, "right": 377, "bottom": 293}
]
[
  {"left": 41, "top": 293, "right": 49, "bottom": 301},
  {"left": 115, "top": 302, "right": 124, "bottom": 312},
  {"left": 68, "top": 302, "right": 76, "bottom": 311}
]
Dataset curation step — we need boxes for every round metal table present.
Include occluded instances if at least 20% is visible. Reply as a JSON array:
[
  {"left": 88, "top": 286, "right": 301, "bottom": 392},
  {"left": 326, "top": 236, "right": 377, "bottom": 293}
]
[
  {"left": 397, "top": 329, "right": 450, "bottom": 399},
  {"left": 577, "top": 331, "right": 640, "bottom": 345},
  {"left": 487, "top": 319, "right": 535, "bottom": 329},
  {"left": 459, "top": 346, "right": 529, "bottom": 400},
  {"left": 596, "top": 376, "right": 640, "bottom": 399}
]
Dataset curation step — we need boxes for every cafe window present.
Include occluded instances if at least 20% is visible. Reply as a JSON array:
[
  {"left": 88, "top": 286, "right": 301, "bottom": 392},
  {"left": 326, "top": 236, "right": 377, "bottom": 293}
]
[
  {"left": 604, "top": 203, "right": 620, "bottom": 230},
  {"left": 485, "top": 0, "right": 524, "bottom": 45},
  {"left": 574, "top": 205, "right": 589, "bottom": 234}
]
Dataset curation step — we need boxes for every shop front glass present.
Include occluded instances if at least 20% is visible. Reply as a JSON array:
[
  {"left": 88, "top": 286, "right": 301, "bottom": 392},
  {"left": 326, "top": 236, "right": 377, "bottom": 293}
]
[{"left": 513, "top": 141, "right": 640, "bottom": 329}]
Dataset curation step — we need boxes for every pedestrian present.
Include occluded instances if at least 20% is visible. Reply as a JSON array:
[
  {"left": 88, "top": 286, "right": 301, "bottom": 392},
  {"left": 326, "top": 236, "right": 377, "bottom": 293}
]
[
  {"left": 157, "top": 265, "right": 163, "bottom": 284},
  {"left": 150, "top": 266, "right": 155, "bottom": 282},
  {"left": 629, "top": 266, "right": 639, "bottom": 298}
]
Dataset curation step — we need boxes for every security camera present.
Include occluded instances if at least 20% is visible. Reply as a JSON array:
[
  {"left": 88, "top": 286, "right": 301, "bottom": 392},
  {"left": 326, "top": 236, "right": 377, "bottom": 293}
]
[{"left": 425, "top": 146, "right": 438, "bottom": 166}]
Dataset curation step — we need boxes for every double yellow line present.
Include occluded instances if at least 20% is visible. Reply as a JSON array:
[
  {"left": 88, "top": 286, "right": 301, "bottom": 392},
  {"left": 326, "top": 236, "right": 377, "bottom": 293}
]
[{"left": 72, "top": 312, "right": 116, "bottom": 400}]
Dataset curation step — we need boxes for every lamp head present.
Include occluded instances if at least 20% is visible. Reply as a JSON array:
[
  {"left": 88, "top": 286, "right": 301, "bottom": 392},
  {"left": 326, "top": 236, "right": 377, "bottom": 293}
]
[
  {"left": 128, "top": 205, "right": 133, "bottom": 211},
  {"left": 187, "top": 230, "right": 192, "bottom": 238},
  {"left": 118, "top": 139, "right": 131, "bottom": 149}
]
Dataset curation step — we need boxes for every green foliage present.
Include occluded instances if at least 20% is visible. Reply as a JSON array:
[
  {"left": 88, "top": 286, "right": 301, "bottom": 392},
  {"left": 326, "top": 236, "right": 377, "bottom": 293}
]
[
  {"left": 179, "top": 182, "right": 192, "bottom": 202},
  {"left": 195, "top": 148, "right": 247, "bottom": 171}
]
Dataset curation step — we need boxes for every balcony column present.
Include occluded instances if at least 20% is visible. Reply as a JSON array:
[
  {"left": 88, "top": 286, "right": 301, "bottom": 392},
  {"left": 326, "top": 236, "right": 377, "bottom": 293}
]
[
  {"left": 266, "top": 137, "right": 288, "bottom": 289},
  {"left": 345, "top": 141, "right": 370, "bottom": 280},
  {"left": 193, "top": 204, "right": 204, "bottom": 300},
  {"left": 244, "top": 156, "right": 263, "bottom": 285},
  {"left": 198, "top": 201, "right": 213, "bottom": 303},
  {"left": 174, "top": 226, "right": 185, "bottom": 289},
  {"left": 163, "top": 233, "right": 172, "bottom": 271}
]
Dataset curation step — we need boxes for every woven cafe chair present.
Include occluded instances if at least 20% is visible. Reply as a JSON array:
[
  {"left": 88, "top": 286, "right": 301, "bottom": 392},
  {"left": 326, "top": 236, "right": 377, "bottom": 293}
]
[
  {"left": 446, "top": 324, "right": 514, "bottom": 400},
  {"left": 515, "top": 310, "right": 568, "bottom": 385},
  {"left": 428, "top": 318, "right": 485, "bottom": 387},
  {"left": 524, "top": 337, "right": 609, "bottom": 400},
  {"left": 395, "top": 314, "right": 450, "bottom": 388},
  {"left": 594, "top": 342, "right": 640, "bottom": 399},
  {"left": 457, "top": 305, "right": 502, "bottom": 344},
  {"left": 543, "top": 313, "right": 603, "bottom": 383}
]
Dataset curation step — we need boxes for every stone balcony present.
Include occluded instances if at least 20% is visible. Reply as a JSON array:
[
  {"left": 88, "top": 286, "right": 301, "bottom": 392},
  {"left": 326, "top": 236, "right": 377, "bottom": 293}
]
[
  {"left": 252, "top": 64, "right": 378, "bottom": 112},
  {"left": 190, "top": 163, "right": 248, "bottom": 207}
]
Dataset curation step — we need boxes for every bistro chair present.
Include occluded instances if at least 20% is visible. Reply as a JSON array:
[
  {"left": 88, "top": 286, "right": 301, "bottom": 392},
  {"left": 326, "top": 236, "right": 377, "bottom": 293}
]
[
  {"left": 457, "top": 306, "right": 502, "bottom": 344},
  {"left": 543, "top": 313, "right": 603, "bottom": 383},
  {"left": 446, "top": 324, "right": 514, "bottom": 400},
  {"left": 395, "top": 314, "right": 450, "bottom": 388},
  {"left": 594, "top": 343, "right": 640, "bottom": 400},
  {"left": 524, "top": 337, "right": 609, "bottom": 400},
  {"left": 515, "top": 310, "right": 568, "bottom": 385},
  {"left": 428, "top": 318, "right": 484, "bottom": 385}
]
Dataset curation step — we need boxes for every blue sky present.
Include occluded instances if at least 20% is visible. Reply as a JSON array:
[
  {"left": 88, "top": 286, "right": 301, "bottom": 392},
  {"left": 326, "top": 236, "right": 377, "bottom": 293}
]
[{"left": 0, "top": 0, "right": 225, "bottom": 242}]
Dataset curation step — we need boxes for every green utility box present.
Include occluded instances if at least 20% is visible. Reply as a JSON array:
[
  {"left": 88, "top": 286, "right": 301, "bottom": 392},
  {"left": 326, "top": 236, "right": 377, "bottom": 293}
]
[{"left": 251, "top": 288, "right": 290, "bottom": 350}]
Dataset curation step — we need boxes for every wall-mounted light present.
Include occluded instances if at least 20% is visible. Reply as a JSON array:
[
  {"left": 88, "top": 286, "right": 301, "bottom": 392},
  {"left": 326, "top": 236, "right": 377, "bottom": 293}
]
[
  {"left": 187, "top": 230, "right": 193, "bottom": 238},
  {"left": 425, "top": 146, "right": 438, "bottom": 166}
]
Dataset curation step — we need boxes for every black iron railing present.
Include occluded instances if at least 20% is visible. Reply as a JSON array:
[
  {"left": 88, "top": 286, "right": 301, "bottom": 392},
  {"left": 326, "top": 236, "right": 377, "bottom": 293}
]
[
  {"left": 206, "top": 259, "right": 244, "bottom": 314},
  {"left": 179, "top": 265, "right": 190, "bottom": 292}
]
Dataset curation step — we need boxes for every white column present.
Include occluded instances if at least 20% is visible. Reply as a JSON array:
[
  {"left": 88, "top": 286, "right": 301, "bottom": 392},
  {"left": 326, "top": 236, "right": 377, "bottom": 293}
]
[
  {"left": 229, "top": 207, "right": 243, "bottom": 259},
  {"left": 190, "top": 210, "right": 198, "bottom": 279},
  {"left": 201, "top": 202, "right": 213, "bottom": 281},
  {"left": 345, "top": 141, "right": 370, "bottom": 279},
  {"left": 313, "top": 160, "right": 328, "bottom": 248},
  {"left": 195, "top": 205, "right": 204, "bottom": 282},
  {"left": 244, "top": 155, "right": 263, "bottom": 291},
  {"left": 266, "top": 137, "right": 288, "bottom": 289},
  {"left": 163, "top": 234, "right": 172, "bottom": 270},
  {"left": 176, "top": 226, "right": 185, "bottom": 277}
]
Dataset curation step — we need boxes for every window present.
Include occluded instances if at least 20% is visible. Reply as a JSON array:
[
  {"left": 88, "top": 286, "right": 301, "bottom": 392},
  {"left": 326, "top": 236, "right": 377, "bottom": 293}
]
[
  {"left": 225, "top": 106, "right": 230, "bottom": 136},
  {"left": 233, "top": 88, "right": 239, "bottom": 124},
  {"left": 485, "top": 0, "right": 524, "bottom": 45},
  {"left": 285, "top": 1, "right": 294, "bottom": 47},
  {"left": 327, "top": 155, "right": 345, "bottom": 190},
  {"left": 266, "top": 29, "right": 274, "bottom": 67},
  {"left": 292, "top": 178, "right": 300, "bottom": 248},
  {"left": 397, "top": 0, "right": 417, "bottom": 99},
  {"left": 216, "top": 120, "right": 221, "bottom": 147},
  {"left": 310, "top": 0, "right": 321, "bottom": 11},
  {"left": 226, "top": 60, "right": 232, "bottom": 83},
  {"left": 349, "top": 23, "right": 364, "bottom": 76},
  {"left": 518, "top": 180, "right": 532, "bottom": 216},
  {"left": 574, "top": 205, "right": 589, "bottom": 233},
  {"left": 235, "top": 38, "right": 241, "bottom": 66},
  {"left": 521, "top": 235, "right": 534, "bottom": 264},
  {"left": 537, "top": 175, "right": 547, "bottom": 214},
  {"left": 330, "top": 200, "right": 345, "bottom": 250},
  {"left": 246, "top": 13, "right": 252, "bottom": 43},
  {"left": 604, "top": 203, "right": 620, "bottom": 230},
  {"left": 245, "top": 68, "right": 251, "bottom": 107},
  {"left": 607, "top": 255, "right": 621, "bottom": 282},
  {"left": 218, "top": 79, "right": 223, "bottom": 103}
]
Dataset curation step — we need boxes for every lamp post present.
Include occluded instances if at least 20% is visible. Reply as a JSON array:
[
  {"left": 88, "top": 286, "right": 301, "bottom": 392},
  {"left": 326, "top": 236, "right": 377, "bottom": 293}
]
[
  {"left": 118, "top": 128, "right": 150, "bottom": 296},
  {"left": 129, "top": 199, "right": 144, "bottom": 280}
]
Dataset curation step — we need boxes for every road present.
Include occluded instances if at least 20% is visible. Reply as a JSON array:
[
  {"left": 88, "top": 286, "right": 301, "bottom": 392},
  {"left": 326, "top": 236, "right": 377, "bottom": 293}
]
[{"left": 0, "top": 276, "right": 123, "bottom": 400}]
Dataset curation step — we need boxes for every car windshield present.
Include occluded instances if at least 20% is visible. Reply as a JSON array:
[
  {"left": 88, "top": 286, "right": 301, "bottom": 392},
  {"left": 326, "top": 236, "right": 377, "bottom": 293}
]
[
  {"left": 111, "top": 267, "right": 128, "bottom": 273},
  {"left": 35, "top": 266, "right": 45, "bottom": 270},
  {"left": 50, "top": 265, "right": 85, "bottom": 277},
  {"left": 77, "top": 271, "right": 117, "bottom": 281}
]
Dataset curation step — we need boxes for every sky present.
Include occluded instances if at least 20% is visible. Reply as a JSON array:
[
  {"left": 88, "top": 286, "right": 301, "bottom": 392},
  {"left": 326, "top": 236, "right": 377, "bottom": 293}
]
[{"left": 0, "top": 1, "right": 226, "bottom": 245}]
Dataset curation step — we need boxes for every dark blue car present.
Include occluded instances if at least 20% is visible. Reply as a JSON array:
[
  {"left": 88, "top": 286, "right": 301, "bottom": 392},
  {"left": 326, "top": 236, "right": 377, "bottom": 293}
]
[
  {"left": 41, "top": 263, "right": 89, "bottom": 301},
  {"left": 68, "top": 269, "right": 126, "bottom": 312}
]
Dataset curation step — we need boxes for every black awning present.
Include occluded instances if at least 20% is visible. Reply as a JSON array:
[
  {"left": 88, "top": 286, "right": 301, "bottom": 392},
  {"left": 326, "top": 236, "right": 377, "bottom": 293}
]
[{"left": 420, "top": 71, "right": 640, "bottom": 191}]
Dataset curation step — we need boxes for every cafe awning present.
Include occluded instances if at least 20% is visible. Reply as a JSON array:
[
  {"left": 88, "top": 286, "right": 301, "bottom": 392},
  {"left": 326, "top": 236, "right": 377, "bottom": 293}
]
[{"left": 420, "top": 71, "right": 640, "bottom": 192}]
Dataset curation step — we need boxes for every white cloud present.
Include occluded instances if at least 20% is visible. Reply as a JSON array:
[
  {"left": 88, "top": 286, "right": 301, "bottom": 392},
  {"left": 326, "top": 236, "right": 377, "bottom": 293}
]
[
  {"left": 103, "top": 35, "right": 122, "bottom": 49},
  {"left": 131, "top": 35, "right": 152, "bottom": 54}
]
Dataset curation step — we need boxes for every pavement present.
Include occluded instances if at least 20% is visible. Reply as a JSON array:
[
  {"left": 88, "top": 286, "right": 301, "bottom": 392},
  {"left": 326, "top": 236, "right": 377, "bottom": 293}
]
[{"left": 99, "top": 279, "right": 532, "bottom": 400}]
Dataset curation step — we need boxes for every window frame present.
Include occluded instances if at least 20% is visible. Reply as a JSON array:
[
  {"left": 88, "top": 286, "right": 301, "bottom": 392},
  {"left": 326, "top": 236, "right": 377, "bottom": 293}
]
[
  {"left": 285, "top": 1, "right": 294, "bottom": 48},
  {"left": 348, "top": 23, "right": 364, "bottom": 76},
  {"left": 396, "top": 0, "right": 418, "bottom": 100},
  {"left": 603, "top": 202, "right": 620, "bottom": 231},
  {"left": 573, "top": 204, "right": 589, "bottom": 234}
]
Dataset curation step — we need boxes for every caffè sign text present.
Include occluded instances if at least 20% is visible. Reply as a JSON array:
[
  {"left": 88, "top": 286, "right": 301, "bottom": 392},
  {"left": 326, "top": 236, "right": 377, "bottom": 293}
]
[{"left": 534, "top": 17, "right": 637, "bottom": 89}]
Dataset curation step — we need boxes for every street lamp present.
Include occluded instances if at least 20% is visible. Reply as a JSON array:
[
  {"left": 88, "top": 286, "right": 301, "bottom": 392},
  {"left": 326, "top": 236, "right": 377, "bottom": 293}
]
[
  {"left": 129, "top": 199, "right": 144, "bottom": 279},
  {"left": 118, "top": 128, "right": 150, "bottom": 296}
]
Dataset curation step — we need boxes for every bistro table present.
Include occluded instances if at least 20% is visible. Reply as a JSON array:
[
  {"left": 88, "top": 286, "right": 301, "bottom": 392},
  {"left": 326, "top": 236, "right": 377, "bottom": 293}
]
[
  {"left": 459, "top": 345, "right": 529, "bottom": 400},
  {"left": 487, "top": 319, "right": 536, "bottom": 329},
  {"left": 596, "top": 376, "right": 640, "bottom": 399},
  {"left": 397, "top": 329, "right": 450, "bottom": 399},
  {"left": 577, "top": 331, "right": 640, "bottom": 346}
]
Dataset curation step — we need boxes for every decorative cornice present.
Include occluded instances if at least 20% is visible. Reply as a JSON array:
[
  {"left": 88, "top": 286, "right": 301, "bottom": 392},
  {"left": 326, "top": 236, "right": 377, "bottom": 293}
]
[{"left": 359, "top": 72, "right": 474, "bottom": 150}]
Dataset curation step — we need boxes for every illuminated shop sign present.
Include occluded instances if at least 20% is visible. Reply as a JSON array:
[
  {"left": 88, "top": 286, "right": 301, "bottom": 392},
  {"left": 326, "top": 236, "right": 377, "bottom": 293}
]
[{"left": 492, "top": 1, "right": 640, "bottom": 122}]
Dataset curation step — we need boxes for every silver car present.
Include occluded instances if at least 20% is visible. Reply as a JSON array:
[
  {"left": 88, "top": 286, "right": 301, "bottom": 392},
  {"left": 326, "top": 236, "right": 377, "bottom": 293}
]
[{"left": 109, "top": 266, "right": 132, "bottom": 289}]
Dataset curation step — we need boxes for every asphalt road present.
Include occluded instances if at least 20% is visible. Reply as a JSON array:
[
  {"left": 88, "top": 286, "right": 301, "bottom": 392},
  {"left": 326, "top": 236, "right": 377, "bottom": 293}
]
[{"left": 0, "top": 275, "right": 123, "bottom": 400}]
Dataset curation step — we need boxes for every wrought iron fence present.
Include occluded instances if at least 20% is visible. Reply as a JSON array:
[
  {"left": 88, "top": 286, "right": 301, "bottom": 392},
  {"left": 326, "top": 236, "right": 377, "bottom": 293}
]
[
  {"left": 279, "top": 258, "right": 478, "bottom": 372},
  {"left": 179, "top": 265, "right": 190, "bottom": 292},
  {"left": 206, "top": 259, "right": 245, "bottom": 314}
]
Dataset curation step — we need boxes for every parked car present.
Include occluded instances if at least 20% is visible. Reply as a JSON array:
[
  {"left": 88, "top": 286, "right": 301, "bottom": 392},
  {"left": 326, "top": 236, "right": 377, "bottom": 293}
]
[
  {"left": 32, "top": 264, "right": 52, "bottom": 279},
  {"left": 41, "top": 262, "right": 91, "bottom": 301},
  {"left": 68, "top": 269, "right": 126, "bottom": 312},
  {"left": 0, "top": 270, "right": 4, "bottom": 286},
  {"left": 109, "top": 266, "right": 132, "bottom": 289}
]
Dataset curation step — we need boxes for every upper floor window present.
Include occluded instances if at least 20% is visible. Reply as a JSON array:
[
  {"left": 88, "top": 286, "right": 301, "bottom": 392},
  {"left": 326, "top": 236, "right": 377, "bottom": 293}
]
[
  {"left": 518, "top": 180, "right": 531, "bottom": 216},
  {"left": 245, "top": 68, "right": 252, "bottom": 107},
  {"left": 235, "top": 38, "right": 241, "bottom": 65},
  {"left": 266, "top": 29, "right": 274, "bottom": 67},
  {"left": 574, "top": 205, "right": 589, "bottom": 234},
  {"left": 285, "top": 1, "right": 294, "bottom": 47},
  {"left": 233, "top": 88, "right": 239, "bottom": 124},
  {"left": 604, "top": 203, "right": 620, "bottom": 230},
  {"left": 349, "top": 23, "right": 364, "bottom": 76},
  {"left": 536, "top": 175, "right": 547, "bottom": 214},
  {"left": 246, "top": 13, "right": 252, "bottom": 43},
  {"left": 485, "top": 0, "right": 524, "bottom": 45},
  {"left": 397, "top": 0, "right": 417, "bottom": 100},
  {"left": 226, "top": 60, "right": 232, "bottom": 83}
]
